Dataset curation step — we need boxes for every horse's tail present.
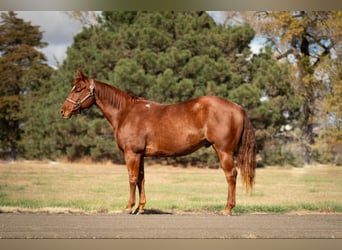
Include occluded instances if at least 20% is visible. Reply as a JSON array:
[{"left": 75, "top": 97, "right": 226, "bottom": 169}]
[{"left": 237, "top": 111, "right": 256, "bottom": 192}]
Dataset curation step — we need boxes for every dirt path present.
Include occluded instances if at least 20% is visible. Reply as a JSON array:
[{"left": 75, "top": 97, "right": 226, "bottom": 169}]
[{"left": 0, "top": 213, "right": 341, "bottom": 238}]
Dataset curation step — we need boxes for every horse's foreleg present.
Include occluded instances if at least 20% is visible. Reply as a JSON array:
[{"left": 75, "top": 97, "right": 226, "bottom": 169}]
[
  {"left": 217, "top": 150, "right": 237, "bottom": 215},
  {"left": 124, "top": 151, "right": 142, "bottom": 214},
  {"left": 136, "top": 159, "right": 146, "bottom": 214}
]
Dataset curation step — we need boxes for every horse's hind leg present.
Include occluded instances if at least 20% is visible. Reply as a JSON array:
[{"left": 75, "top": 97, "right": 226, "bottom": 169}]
[{"left": 215, "top": 149, "right": 237, "bottom": 215}]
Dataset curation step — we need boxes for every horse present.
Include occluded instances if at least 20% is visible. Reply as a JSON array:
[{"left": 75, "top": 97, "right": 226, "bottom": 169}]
[{"left": 60, "top": 69, "right": 256, "bottom": 215}]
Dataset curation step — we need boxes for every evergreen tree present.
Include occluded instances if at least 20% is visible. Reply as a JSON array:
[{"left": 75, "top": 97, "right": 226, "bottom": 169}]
[{"left": 0, "top": 11, "right": 53, "bottom": 159}]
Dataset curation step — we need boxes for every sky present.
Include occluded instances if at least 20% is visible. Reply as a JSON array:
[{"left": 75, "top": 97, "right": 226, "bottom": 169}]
[
  {"left": 14, "top": 11, "right": 264, "bottom": 68},
  {"left": 16, "top": 11, "right": 84, "bottom": 68}
]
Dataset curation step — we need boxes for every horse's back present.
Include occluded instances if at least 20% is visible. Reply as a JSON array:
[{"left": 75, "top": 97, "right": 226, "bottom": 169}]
[
  {"left": 154, "top": 95, "right": 243, "bottom": 116},
  {"left": 195, "top": 95, "right": 243, "bottom": 112},
  {"left": 131, "top": 95, "right": 245, "bottom": 131}
]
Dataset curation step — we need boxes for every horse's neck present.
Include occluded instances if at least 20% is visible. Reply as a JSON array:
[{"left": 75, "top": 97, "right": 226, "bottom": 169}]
[{"left": 93, "top": 81, "right": 133, "bottom": 131}]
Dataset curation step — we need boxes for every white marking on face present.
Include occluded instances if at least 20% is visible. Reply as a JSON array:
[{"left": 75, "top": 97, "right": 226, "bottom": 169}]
[{"left": 145, "top": 103, "right": 151, "bottom": 108}]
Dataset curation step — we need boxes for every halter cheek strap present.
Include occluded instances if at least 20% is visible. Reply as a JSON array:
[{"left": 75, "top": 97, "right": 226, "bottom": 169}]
[{"left": 66, "top": 80, "right": 95, "bottom": 109}]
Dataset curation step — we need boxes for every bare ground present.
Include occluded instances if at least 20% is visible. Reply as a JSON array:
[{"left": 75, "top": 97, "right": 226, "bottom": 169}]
[{"left": 0, "top": 212, "right": 341, "bottom": 239}]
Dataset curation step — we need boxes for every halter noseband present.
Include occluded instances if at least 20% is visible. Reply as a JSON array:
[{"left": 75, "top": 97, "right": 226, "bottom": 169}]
[{"left": 66, "top": 80, "right": 95, "bottom": 110}]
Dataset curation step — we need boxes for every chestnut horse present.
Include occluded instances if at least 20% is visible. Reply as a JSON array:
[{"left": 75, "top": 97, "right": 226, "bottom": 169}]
[{"left": 60, "top": 70, "right": 256, "bottom": 215}]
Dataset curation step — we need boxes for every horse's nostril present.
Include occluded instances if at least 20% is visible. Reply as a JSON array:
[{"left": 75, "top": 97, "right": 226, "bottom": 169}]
[{"left": 60, "top": 109, "right": 64, "bottom": 115}]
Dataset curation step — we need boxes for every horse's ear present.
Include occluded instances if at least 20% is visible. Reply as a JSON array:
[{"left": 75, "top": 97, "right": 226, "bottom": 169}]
[
  {"left": 74, "top": 69, "right": 86, "bottom": 88},
  {"left": 76, "top": 69, "right": 84, "bottom": 79}
]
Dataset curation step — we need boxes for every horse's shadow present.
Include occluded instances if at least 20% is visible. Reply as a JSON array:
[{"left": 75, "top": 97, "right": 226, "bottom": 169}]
[{"left": 134, "top": 208, "right": 173, "bottom": 215}]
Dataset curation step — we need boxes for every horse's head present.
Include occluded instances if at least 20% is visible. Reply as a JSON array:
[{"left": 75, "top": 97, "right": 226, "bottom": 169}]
[{"left": 60, "top": 69, "right": 95, "bottom": 119}]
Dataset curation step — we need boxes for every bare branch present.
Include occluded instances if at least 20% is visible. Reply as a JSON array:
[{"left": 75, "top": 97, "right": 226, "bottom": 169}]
[{"left": 64, "top": 11, "right": 99, "bottom": 26}]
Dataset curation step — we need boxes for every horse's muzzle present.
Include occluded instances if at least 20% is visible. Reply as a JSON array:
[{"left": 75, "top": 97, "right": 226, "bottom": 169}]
[{"left": 60, "top": 108, "right": 71, "bottom": 119}]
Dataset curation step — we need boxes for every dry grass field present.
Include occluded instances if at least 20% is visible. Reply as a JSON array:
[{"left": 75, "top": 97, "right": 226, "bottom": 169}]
[{"left": 0, "top": 161, "right": 341, "bottom": 214}]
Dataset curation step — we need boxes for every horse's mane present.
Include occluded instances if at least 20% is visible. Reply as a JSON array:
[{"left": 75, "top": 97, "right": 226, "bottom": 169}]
[{"left": 94, "top": 80, "right": 142, "bottom": 110}]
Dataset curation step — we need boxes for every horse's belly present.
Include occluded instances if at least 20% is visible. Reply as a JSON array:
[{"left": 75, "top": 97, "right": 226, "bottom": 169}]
[{"left": 144, "top": 132, "right": 207, "bottom": 157}]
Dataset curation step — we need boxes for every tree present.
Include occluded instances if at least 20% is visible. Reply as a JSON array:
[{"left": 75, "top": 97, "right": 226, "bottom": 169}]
[
  {"left": 314, "top": 12, "right": 342, "bottom": 164},
  {"left": 260, "top": 11, "right": 342, "bottom": 163},
  {"left": 225, "top": 11, "right": 342, "bottom": 164},
  {"left": 315, "top": 52, "right": 342, "bottom": 164},
  {"left": 0, "top": 11, "right": 53, "bottom": 159}
]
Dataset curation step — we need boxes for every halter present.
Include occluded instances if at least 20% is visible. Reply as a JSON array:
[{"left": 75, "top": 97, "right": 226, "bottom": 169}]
[{"left": 66, "top": 80, "right": 95, "bottom": 110}]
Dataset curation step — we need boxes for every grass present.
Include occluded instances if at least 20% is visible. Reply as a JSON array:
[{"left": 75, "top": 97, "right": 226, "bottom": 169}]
[{"left": 0, "top": 161, "right": 341, "bottom": 214}]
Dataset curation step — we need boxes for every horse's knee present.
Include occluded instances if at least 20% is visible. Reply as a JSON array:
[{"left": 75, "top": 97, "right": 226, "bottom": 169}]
[{"left": 129, "top": 176, "right": 138, "bottom": 185}]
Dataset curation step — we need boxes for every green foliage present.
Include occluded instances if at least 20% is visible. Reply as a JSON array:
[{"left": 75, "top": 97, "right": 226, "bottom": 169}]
[{"left": 262, "top": 139, "right": 305, "bottom": 167}]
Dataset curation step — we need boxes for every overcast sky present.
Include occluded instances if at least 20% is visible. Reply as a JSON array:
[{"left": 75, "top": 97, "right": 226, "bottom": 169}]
[
  {"left": 16, "top": 11, "right": 83, "bottom": 68},
  {"left": 14, "top": 11, "right": 263, "bottom": 68}
]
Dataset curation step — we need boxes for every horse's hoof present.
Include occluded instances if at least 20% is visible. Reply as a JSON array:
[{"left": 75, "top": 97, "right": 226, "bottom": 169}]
[
  {"left": 131, "top": 208, "right": 144, "bottom": 215},
  {"left": 137, "top": 209, "right": 145, "bottom": 215},
  {"left": 123, "top": 208, "right": 133, "bottom": 214},
  {"left": 221, "top": 210, "right": 232, "bottom": 216}
]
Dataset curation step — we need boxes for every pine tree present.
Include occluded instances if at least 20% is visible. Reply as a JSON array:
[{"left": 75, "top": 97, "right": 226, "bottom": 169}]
[{"left": 0, "top": 11, "right": 53, "bottom": 159}]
